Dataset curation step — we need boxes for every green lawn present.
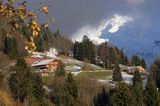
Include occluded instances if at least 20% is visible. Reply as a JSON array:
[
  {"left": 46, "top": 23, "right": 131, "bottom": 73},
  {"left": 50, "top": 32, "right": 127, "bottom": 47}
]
[{"left": 76, "top": 71, "right": 112, "bottom": 80}]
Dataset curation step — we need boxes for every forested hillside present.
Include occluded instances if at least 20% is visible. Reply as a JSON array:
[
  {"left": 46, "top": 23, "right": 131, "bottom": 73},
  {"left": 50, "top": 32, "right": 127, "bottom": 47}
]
[{"left": 0, "top": 1, "right": 159, "bottom": 106}]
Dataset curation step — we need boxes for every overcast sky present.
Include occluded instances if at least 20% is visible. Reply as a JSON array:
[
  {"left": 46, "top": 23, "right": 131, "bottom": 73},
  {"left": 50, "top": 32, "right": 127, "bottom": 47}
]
[{"left": 27, "top": 0, "right": 160, "bottom": 65}]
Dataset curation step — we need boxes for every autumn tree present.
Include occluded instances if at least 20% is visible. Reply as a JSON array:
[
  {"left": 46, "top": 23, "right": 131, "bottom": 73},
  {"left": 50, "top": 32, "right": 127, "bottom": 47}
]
[
  {"left": 77, "top": 77, "right": 103, "bottom": 106},
  {"left": 98, "top": 42, "right": 109, "bottom": 68},
  {"left": 0, "top": 89, "right": 15, "bottom": 106},
  {"left": 50, "top": 76, "right": 66, "bottom": 106},
  {"left": 0, "top": 0, "right": 50, "bottom": 52}
]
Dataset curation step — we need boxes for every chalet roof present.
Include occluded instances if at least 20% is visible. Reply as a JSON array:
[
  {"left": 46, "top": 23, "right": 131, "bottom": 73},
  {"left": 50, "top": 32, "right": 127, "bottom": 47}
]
[
  {"left": 32, "top": 59, "right": 55, "bottom": 67},
  {"left": 25, "top": 57, "right": 45, "bottom": 65}
]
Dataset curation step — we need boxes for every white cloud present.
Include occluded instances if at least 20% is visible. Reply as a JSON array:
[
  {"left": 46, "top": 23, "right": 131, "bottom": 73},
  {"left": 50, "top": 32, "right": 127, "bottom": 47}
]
[
  {"left": 108, "top": 14, "right": 133, "bottom": 33},
  {"left": 125, "top": 0, "right": 144, "bottom": 6},
  {"left": 71, "top": 14, "right": 133, "bottom": 44}
]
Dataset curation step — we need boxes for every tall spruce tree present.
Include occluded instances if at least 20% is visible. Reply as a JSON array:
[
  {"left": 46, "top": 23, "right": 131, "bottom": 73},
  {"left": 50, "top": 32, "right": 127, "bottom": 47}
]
[
  {"left": 0, "top": 72, "right": 4, "bottom": 88},
  {"left": 141, "top": 58, "right": 146, "bottom": 69},
  {"left": 145, "top": 68, "right": 159, "bottom": 106},
  {"left": 65, "top": 73, "right": 79, "bottom": 106},
  {"left": 28, "top": 73, "right": 46, "bottom": 106},
  {"left": 153, "top": 60, "right": 160, "bottom": 89},
  {"left": 131, "top": 55, "right": 141, "bottom": 66},
  {"left": 132, "top": 70, "right": 144, "bottom": 106},
  {"left": 4, "top": 36, "right": 19, "bottom": 59},
  {"left": 111, "top": 83, "right": 136, "bottom": 106}
]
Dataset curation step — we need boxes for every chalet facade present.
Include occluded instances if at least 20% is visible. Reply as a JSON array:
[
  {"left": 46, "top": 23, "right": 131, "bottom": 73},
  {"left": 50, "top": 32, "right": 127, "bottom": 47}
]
[{"left": 25, "top": 57, "right": 61, "bottom": 76}]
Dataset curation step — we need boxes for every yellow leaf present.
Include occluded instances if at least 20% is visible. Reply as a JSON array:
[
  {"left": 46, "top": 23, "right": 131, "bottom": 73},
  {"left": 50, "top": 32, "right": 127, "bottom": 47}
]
[
  {"left": 44, "top": 23, "right": 48, "bottom": 28},
  {"left": 32, "top": 30, "right": 39, "bottom": 37},
  {"left": 41, "top": 6, "right": 48, "bottom": 14}
]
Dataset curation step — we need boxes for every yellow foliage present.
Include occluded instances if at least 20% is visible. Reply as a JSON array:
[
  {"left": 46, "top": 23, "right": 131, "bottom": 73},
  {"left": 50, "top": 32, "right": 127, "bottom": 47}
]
[
  {"left": 41, "top": 6, "right": 48, "bottom": 14},
  {"left": 0, "top": 1, "right": 50, "bottom": 52},
  {"left": 44, "top": 23, "right": 49, "bottom": 28},
  {"left": 0, "top": 90, "right": 15, "bottom": 106}
]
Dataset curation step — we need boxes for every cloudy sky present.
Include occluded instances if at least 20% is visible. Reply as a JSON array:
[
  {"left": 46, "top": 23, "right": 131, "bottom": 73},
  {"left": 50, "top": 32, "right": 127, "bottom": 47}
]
[{"left": 28, "top": 0, "right": 160, "bottom": 66}]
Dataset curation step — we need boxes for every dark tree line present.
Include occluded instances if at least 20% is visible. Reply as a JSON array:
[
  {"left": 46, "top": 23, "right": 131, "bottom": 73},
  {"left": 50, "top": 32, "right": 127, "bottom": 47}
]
[
  {"left": 8, "top": 57, "right": 47, "bottom": 106},
  {"left": 73, "top": 35, "right": 96, "bottom": 64},
  {"left": 93, "top": 60, "right": 160, "bottom": 106},
  {"left": 73, "top": 36, "right": 129, "bottom": 69},
  {"left": 131, "top": 55, "right": 146, "bottom": 68}
]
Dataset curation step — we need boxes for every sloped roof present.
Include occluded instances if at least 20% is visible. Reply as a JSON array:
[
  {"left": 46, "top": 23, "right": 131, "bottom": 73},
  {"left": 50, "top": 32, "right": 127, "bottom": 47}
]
[
  {"left": 32, "top": 59, "right": 55, "bottom": 67},
  {"left": 25, "top": 57, "right": 45, "bottom": 65}
]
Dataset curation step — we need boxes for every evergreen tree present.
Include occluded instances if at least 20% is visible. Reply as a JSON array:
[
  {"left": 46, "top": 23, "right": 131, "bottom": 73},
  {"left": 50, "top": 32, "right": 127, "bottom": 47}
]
[
  {"left": 73, "top": 41, "right": 79, "bottom": 58},
  {"left": 111, "top": 83, "right": 135, "bottom": 106},
  {"left": 4, "top": 36, "right": 19, "bottom": 59},
  {"left": 65, "top": 73, "right": 79, "bottom": 106},
  {"left": 0, "top": 72, "right": 4, "bottom": 88},
  {"left": 153, "top": 60, "right": 160, "bottom": 89},
  {"left": 75, "top": 35, "right": 96, "bottom": 64},
  {"left": 28, "top": 73, "right": 46, "bottom": 106},
  {"left": 35, "top": 37, "right": 44, "bottom": 52},
  {"left": 112, "top": 65, "right": 122, "bottom": 82},
  {"left": 145, "top": 68, "right": 159, "bottom": 106},
  {"left": 8, "top": 57, "right": 30, "bottom": 103},
  {"left": 156, "top": 65, "right": 160, "bottom": 89},
  {"left": 132, "top": 70, "right": 144, "bottom": 106},
  {"left": 131, "top": 55, "right": 141, "bottom": 66},
  {"left": 94, "top": 87, "right": 109, "bottom": 106},
  {"left": 141, "top": 58, "right": 146, "bottom": 69},
  {"left": 124, "top": 56, "right": 129, "bottom": 65}
]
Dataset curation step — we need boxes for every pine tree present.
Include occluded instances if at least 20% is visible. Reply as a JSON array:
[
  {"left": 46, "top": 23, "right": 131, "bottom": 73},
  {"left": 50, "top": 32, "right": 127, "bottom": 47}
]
[
  {"left": 65, "top": 73, "right": 79, "bottom": 106},
  {"left": 156, "top": 65, "right": 160, "bottom": 89},
  {"left": 94, "top": 87, "right": 109, "bottom": 106},
  {"left": 35, "top": 37, "right": 44, "bottom": 52},
  {"left": 75, "top": 35, "right": 96, "bottom": 64},
  {"left": 145, "top": 68, "right": 159, "bottom": 106},
  {"left": 111, "top": 83, "right": 136, "bottom": 106},
  {"left": 28, "top": 73, "right": 46, "bottom": 106},
  {"left": 131, "top": 55, "right": 141, "bottom": 66},
  {"left": 132, "top": 70, "right": 144, "bottom": 106},
  {"left": 141, "top": 58, "right": 146, "bottom": 69},
  {"left": 0, "top": 71, "right": 4, "bottom": 86},
  {"left": 112, "top": 65, "right": 122, "bottom": 82},
  {"left": 4, "top": 37, "right": 19, "bottom": 59}
]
